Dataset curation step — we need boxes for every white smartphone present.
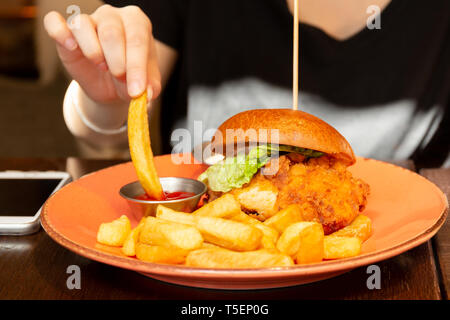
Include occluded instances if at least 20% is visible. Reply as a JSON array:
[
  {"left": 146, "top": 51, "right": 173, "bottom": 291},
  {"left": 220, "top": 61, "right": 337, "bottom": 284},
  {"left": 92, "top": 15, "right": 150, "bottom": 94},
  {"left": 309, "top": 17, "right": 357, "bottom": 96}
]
[{"left": 0, "top": 171, "right": 71, "bottom": 235}]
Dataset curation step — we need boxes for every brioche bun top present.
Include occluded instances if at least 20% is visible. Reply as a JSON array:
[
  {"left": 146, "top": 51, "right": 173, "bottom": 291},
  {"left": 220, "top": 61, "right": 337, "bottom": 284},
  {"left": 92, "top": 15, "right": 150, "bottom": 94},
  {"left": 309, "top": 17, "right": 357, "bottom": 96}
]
[{"left": 210, "top": 109, "right": 356, "bottom": 165}]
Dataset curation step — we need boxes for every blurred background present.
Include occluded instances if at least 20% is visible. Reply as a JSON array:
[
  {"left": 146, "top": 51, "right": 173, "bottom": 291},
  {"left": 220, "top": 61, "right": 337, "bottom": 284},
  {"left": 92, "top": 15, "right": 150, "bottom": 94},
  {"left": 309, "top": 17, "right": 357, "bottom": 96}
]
[
  {"left": 0, "top": 0, "right": 142, "bottom": 160},
  {"left": 1, "top": 1, "right": 447, "bottom": 166}
]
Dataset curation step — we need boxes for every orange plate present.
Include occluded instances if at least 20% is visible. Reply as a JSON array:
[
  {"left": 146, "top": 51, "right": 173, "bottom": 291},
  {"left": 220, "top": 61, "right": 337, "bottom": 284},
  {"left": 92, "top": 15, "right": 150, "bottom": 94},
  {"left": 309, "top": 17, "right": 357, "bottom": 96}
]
[{"left": 41, "top": 155, "right": 448, "bottom": 290}]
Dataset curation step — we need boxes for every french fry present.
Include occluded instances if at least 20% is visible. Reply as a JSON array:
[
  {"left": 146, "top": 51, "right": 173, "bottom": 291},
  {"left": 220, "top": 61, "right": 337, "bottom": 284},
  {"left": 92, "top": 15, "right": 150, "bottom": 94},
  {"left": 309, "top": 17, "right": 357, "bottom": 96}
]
[
  {"left": 185, "top": 248, "right": 294, "bottom": 268},
  {"left": 128, "top": 92, "right": 164, "bottom": 200},
  {"left": 254, "top": 224, "right": 278, "bottom": 245},
  {"left": 231, "top": 211, "right": 261, "bottom": 224},
  {"left": 263, "top": 204, "right": 303, "bottom": 233},
  {"left": 330, "top": 215, "right": 372, "bottom": 242},
  {"left": 276, "top": 222, "right": 324, "bottom": 264},
  {"left": 122, "top": 219, "right": 146, "bottom": 256},
  {"left": 295, "top": 223, "right": 324, "bottom": 264},
  {"left": 260, "top": 236, "right": 276, "bottom": 249},
  {"left": 323, "top": 236, "right": 361, "bottom": 259},
  {"left": 201, "top": 242, "right": 227, "bottom": 250},
  {"left": 97, "top": 215, "right": 131, "bottom": 246},
  {"left": 193, "top": 194, "right": 240, "bottom": 218},
  {"left": 140, "top": 217, "right": 203, "bottom": 251},
  {"left": 156, "top": 205, "right": 196, "bottom": 226},
  {"left": 196, "top": 217, "right": 262, "bottom": 251},
  {"left": 136, "top": 243, "right": 188, "bottom": 264},
  {"left": 232, "top": 211, "right": 279, "bottom": 244}
]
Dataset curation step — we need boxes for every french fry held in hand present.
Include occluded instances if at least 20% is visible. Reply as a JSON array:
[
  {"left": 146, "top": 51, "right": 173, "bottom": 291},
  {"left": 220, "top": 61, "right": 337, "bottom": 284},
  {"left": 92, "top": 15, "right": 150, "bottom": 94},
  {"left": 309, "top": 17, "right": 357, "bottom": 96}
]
[
  {"left": 140, "top": 217, "right": 203, "bottom": 251},
  {"left": 276, "top": 222, "right": 324, "bottom": 264},
  {"left": 193, "top": 194, "right": 240, "bottom": 218},
  {"left": 323, "top": 236, "right": 361, "bottom": 259},
  {"left": 97, "top": 215, "right": 131, "bottom": 246},
  {"left": 196, "top": 217, "right": 262, "bottom": 251},
  {"left": 186, "top": 248, "right": 294, "bottom": 268},
  {"left": 263, "top": 204, "right": 303, "bottom": 233},
  {"left": 330, "top": 215, "right": 372, "bottom": 242},
  {"left": 128, "top": 92, "right": 164, "bottom": 200},
  {"left": 136, "top": 243, "right": 188, "bottom": 264},
  {"left": 122, "top": 218, "right": 146, "bottom": 256}
]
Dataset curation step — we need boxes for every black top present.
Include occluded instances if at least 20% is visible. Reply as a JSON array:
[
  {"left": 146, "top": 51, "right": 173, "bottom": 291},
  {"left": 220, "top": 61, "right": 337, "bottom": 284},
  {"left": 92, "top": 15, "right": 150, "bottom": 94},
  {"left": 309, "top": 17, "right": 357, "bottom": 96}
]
[{"left": 105, "top": 0, "right": 449, "bottom": 168}]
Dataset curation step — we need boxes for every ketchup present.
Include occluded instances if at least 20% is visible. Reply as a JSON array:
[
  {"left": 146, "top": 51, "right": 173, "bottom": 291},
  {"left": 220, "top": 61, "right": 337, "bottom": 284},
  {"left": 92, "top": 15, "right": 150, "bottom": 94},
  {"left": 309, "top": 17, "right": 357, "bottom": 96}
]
[{"left": 136, "top": 191, "right": 196, "bottom": 201}]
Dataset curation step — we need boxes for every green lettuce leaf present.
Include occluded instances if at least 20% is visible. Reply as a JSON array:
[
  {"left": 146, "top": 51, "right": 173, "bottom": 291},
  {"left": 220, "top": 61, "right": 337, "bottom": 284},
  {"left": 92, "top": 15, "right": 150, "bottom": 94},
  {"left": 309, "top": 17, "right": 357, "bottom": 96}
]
[
  {"left": 198, "top": 146, "right": 271, "bottom": 192},
  {"left": 198, "top": 144, "right": 323, "bottom": 192}
]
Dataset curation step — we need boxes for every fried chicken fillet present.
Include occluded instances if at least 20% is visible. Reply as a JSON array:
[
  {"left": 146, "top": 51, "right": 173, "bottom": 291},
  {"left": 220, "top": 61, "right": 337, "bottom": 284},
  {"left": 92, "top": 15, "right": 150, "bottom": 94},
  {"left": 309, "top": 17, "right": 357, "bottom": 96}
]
[{"left": 231, "top": 155, "right": 370, "bottom": 234}]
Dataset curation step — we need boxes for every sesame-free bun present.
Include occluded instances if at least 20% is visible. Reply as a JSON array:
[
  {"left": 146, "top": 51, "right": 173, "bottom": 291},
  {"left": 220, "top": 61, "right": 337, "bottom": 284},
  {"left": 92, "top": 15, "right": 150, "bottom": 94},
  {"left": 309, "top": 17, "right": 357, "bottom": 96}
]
[{"left": 210, "top": 109, "right": 356, "bottom": 165}]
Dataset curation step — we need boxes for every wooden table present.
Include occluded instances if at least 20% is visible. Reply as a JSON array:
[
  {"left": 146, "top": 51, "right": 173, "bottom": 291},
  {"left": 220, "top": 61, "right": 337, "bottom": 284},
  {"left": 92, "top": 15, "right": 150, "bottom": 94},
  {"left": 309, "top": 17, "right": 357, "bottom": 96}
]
[{"left": 0, "top": 158, "right": 448, "bottom": 300}]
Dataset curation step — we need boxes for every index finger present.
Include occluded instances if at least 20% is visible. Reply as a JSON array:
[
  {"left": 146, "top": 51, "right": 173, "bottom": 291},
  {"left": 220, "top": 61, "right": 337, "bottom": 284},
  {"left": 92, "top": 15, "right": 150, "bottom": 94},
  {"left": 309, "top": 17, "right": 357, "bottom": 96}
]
[{"left": 43, "top": 11, "right": 78, "bottom": 51}]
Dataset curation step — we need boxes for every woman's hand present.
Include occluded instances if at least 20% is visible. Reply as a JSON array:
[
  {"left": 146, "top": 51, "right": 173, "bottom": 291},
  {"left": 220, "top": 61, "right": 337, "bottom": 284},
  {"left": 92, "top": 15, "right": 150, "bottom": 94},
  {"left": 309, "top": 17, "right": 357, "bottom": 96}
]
[{"left": 44, "top": 4, "right": 161, "bottom": 105}]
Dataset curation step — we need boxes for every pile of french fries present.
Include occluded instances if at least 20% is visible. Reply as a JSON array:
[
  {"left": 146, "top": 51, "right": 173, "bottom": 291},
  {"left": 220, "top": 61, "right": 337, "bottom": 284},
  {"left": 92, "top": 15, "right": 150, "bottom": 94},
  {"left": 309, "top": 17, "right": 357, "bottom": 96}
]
[{"left": 97, "top": 194, "right": 372, "bottom": 268}]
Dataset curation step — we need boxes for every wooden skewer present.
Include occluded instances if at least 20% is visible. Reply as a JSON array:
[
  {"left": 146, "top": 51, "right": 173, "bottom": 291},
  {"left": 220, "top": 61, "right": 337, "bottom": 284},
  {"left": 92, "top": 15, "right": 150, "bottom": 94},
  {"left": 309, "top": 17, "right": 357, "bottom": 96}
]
[{"left": 292, "top": 0, "right": 299, "bottom": 110}]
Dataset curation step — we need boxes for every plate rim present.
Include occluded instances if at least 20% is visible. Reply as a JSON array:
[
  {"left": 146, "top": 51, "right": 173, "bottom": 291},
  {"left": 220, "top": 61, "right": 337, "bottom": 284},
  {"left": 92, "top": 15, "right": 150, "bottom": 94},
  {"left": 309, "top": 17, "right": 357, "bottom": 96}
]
[{"left": 41, "top": 157, "right": 449, "bottom": 279}]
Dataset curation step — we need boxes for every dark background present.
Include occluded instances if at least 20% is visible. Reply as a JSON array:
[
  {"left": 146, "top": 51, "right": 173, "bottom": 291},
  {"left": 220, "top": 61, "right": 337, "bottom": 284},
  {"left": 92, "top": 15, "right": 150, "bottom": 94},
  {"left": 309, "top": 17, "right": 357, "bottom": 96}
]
[
  {"left": 0, "top": 0, "right": 79, "bottom": 158},
  {"left": 0, "top": 1, "right": 447, "bottom": 165}
]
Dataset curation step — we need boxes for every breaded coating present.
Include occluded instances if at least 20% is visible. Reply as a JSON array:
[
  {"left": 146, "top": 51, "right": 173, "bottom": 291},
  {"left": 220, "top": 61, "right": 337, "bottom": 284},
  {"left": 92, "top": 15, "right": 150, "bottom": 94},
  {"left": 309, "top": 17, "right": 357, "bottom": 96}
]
[
  {"left": 233, "top": 155, "right": 370, "bottom": 234},
  {"left": 231, "top": 174, "right": 279, "bottom": 220}
]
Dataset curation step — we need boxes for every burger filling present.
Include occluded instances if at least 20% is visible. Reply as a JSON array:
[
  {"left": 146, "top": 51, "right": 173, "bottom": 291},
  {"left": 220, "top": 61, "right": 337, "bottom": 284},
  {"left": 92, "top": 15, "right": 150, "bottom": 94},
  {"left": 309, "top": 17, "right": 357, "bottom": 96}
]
[{"left": 198, "top": 145, "right": 370, "bottom": 234}]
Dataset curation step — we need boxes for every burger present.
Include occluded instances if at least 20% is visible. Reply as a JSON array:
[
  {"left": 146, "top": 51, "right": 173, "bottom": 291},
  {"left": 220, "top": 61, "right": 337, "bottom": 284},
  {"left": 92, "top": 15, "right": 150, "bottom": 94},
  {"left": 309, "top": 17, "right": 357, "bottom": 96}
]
[{"left": 198, "top": 109, "right": 370, "bottom": 235}]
